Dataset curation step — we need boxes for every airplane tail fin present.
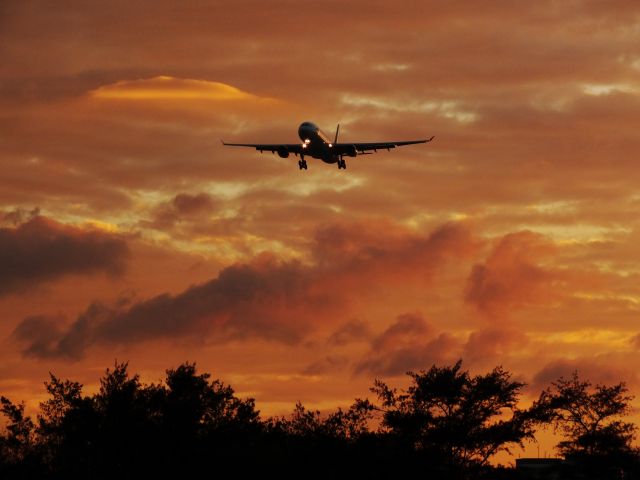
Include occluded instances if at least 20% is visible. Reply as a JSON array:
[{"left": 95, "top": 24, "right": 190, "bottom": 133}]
[{"left": 334, "top": 124, "right": 340, "bottom": 144}]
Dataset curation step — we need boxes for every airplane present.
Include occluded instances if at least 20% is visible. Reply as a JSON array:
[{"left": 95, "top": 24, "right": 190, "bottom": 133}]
[{"left": 222, "top": 121, "right": 434, "bottom": 170}]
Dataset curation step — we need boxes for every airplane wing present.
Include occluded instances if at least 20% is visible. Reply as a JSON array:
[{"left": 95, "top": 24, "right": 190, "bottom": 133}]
[
  {"left": 221, "top": 142, "right": 304, "bottom": 155},
  {"left": 334, "top": 136, "right": 435, "bottom": 154}
]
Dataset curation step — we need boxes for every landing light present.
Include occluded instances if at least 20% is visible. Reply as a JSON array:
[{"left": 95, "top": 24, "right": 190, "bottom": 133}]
[
  {"left": 304, "top": 139, "right": 311, "bottom": 144},
  {"left": 328, "top": 143, "right": 333, "bottom": 147}
]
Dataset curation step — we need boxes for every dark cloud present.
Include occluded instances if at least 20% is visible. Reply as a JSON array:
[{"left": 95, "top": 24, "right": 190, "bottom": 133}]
[
  {"left": 303, "top": 355, "right": 348, "bottom": 376},
  {"left": 12, "top": 255, "right": 331, "bottom": 360},
  {"left": 12, "top": 221, "right": 474, "bottom": 360},
  {"left": 142, "top": 192, "right": 218, "bottom": 231},
  {"left": 370, "top": 312, "right": 432, "bottom": 351},
  {"left": 327, "top": 319, "right": 372, "bottom": 347},
  {"left": 355, "top": 332, "right": 460, "bottom": 377},
  {"left": 354, "top": 313, "right": 461, "bottom": 377},
  {"left": 171, "top": 192, "right": 215, "bottom": 214},
  {"left": 11, "top": 314, "right": 65, "bottom": 359},
  {"left": 355, "top": 316, "right": 531, "bottom": 377},
  {"left": 2, "top": 207, "right": 40, "bottom": 226},
  {"left": 0, "top": 216, "right": 129, "bottom": 296}
]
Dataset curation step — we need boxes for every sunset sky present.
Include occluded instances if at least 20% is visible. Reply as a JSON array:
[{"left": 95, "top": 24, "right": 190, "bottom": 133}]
[{"left": 2, "top": 0, "right": 640, "bottom": 460}]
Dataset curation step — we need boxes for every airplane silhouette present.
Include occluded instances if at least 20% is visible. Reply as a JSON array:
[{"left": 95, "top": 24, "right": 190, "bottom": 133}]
[{"left": 222, "top": 121, "right": 434, "bottom": 170}]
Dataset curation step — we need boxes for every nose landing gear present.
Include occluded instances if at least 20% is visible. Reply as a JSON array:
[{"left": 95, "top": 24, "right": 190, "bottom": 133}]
[
  {"left": 337, "top": 157, "right": 346, "bottom": 169},
  {"left": 298, "top": 157, "right": 307, "bottom": 170}
]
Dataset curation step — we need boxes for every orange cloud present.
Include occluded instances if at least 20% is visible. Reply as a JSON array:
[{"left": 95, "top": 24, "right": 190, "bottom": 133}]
[
  {"left": 465, "top": 231, "right": 560, "bottom": 317},
  {"left": 462, "top": 328, "right": 529, "bottom": 366},
  {"left": 530, "top": 358, "right": 640, "bottom": 394},
  {"left": 354, "top": 313, "right": 462, "bottom": 377},
  {"left": 11, "top": 220, "right": 476, "bottom": 360},
  {"left": 89, "top": 76, "right": 272, "bottom": 102},
  {"left": 12, "top": 255, "right": 331, "bottom": 360}
]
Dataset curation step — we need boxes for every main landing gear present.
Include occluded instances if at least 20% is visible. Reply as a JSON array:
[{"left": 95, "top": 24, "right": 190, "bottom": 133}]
[
  {"left": 298, "top": 157, "right": 307, "bottom": 170},
  {"left": 337, "top": 157, "right": 346, "bottom": 169}
]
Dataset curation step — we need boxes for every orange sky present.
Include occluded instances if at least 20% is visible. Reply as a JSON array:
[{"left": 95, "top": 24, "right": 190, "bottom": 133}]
[{"left": 2, "top": 0, "right": 640, "bottom": 462}]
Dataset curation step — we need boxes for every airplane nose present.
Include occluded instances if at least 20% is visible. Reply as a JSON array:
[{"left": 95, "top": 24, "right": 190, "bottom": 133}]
[{"left": 298, "top": 121, "right": 317, "bottom": 140}]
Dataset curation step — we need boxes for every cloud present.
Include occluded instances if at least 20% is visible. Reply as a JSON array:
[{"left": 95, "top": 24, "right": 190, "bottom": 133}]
[
  {"left": 303, "top": 355, "right": 349, "bottom": 375},
  {"left": 355, "top": 332, "right": 461, "bottom": 378},
  {"left": 354, "top": 316, "right": 531, "bottom": 377},
  {"left": 327, "top": 319, "right": 372, "bottom": 347},
  {"left": 142, "top": 192, "right": 218, "bottom": 231},
  {"left": 12, "top": 220, "right": 475, "bottom": 360},
  {"left": 313, "top": 220, "right": 477, "bottom": 284},
  {"left": 89, "top": 76, "right": 268, "bottom": 101},
  {"left": 530, "top": 358, "right": 640, "bottom": 393},
  {"left": 2, "top": 207, "right": 40, "bottom": 226},
  {"left": 170, "top": 192, "right": 216, "bottom": 214},
  {"left": 0, "top": 216, "right": 129, "bottom": 296},
  {"left": 354, "top": 313, "right": 462, "bottom": 377},
  {"left": 370, "top": 312, "right": 432, "bottom": 351},
  {"left": 464, "top": 231, "right": 559, "bottom": 317},
  {"left": 462, "top": 328, "right": 529, "bottom": 365},
  {"left": 12, "top": 254, "right": 331, "bottom": 360},
  {"left": 10, "top": 314, "right": 65, "bottom": 359}
]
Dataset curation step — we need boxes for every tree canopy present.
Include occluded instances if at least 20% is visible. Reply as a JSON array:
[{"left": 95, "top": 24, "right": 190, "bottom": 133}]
[
  {"left": 371, "top": 360, "right": 540, "bottom": 476},
  {"left": 534, "top": 371, "right": 639, "bottom": 477},
  {"left": 2, "top": 361, "right": 639, "bottom": 480}
]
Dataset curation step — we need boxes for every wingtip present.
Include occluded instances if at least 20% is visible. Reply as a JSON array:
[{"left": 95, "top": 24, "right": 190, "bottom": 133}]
[{"left": 428, "top": 136, "right": 435, "bottom": 142}]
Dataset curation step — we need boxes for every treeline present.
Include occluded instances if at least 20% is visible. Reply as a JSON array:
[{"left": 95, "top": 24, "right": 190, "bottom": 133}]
[{"left": 1, "top": 361, "right": 639, "bottom": 479}]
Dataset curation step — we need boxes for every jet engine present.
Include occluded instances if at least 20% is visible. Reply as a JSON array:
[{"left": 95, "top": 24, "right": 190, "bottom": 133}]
[
  {"left": 277, "top": 146, "right": 289, "bottom": 158},
  {"left": 345, "top": 145, "right": 358, "bottom": 157}
]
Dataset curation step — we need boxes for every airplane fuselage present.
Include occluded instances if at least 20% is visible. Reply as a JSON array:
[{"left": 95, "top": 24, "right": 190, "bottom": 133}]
[{"left": 298, "top": 121, "right": 340, "bottom": 164}]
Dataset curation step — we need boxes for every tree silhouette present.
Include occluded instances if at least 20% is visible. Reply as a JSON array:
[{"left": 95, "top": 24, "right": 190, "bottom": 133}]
[
  {"left": 535, "top": 371, "right": 640, "bottom": 476},
  {"left": 164, "top": 362, "right": 260, "bottom": 433},
  {"left": 37, "top": 374, "right": 97, "bottom": 476},
  {"left": 2, "top": 360, "right": 640, "bottom": 479},
  {"left": 322, "top": 398, "right": 375, "bottom": 441},
  {"left": 371, "top": 360, "right": 539, "bottom": 478},
  {"left": 0, "top": 361, "right": 267, "bottom": 478},
  {"left": 268, "top": 399, "right": 373, "bottom": 440},
  {"left": 264, "top": 399, "right": 378, "bottom": 479},
  {"left": 160, "top": 362, "right": 262, "bottom": 474},
  {"left": 0, "top": 397, "right": 35, "bottom": 465}
]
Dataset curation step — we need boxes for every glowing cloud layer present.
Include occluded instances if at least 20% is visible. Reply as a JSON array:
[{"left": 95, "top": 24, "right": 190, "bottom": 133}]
[{"left": 90, "top": 76, "right": 268, "bottom": 101}]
